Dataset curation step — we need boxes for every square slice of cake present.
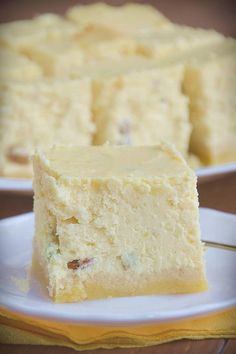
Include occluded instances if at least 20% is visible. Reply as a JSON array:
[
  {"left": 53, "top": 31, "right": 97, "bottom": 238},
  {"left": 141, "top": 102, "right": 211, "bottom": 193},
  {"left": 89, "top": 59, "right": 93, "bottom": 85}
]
[
  {"left": 32, "top": 144, "right": 207, "bottom": 303},
  {"left": 183, "top": 40, "right": 236, "bottom": 165},
  {"left": 0, "top": 79, "right": 94, "bottom": 178}
]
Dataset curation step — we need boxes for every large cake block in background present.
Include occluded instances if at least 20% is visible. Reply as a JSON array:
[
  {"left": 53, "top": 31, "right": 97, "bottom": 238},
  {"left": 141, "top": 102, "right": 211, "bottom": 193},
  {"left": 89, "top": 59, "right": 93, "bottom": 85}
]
[
  {"left": 66, "top": 2, "right": 171, "bottom": 35},
  {"left": 0, "top": 79, "right": 94, "bottom": 177},
  {"left": 33, "top": 144, "right": 207, "bottom": 303},
  {"left": 73, "top": 24, "right": 136, "bottom": 62},
  {"left": 81, "top": 57, "right": 190, "bottom": 156},
  {"left": 183, "top": 41, "right": 236, "bottom": 165}
]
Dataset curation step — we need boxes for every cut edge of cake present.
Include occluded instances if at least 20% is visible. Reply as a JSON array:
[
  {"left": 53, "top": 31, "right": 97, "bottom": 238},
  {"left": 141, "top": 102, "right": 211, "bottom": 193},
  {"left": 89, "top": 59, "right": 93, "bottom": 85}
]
[{"left": 32, "top": 144, "right": 208, "bottom": 303}]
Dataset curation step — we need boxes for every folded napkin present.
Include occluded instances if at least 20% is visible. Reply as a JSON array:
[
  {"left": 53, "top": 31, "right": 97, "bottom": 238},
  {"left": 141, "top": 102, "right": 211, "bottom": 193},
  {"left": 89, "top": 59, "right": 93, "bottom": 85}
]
[{"left": 0, "top": 307, "right": 236, "bottom": 350}]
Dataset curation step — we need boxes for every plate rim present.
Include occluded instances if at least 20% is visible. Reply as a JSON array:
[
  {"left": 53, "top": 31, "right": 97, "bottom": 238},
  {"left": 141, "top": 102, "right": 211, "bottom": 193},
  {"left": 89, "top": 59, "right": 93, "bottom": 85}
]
[{"left": 0, "top": 208, "right": 236, "bottom": 326}]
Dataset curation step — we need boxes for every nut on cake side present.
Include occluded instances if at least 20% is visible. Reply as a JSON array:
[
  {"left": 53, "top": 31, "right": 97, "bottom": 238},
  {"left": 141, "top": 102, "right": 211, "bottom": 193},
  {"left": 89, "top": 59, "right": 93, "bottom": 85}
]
[
  {"left": 32, "top": 144, "right": 207, "bottom": 303},
  {"left": 183, "top": 41, "right": 236, "bottom": 165}
]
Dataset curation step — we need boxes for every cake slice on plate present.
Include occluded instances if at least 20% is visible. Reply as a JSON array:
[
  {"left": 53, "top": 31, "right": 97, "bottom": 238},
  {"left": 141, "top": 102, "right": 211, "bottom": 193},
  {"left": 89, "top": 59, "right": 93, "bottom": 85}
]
[{"left": 32, "top": 143, "right": 207, "bottom": 303}]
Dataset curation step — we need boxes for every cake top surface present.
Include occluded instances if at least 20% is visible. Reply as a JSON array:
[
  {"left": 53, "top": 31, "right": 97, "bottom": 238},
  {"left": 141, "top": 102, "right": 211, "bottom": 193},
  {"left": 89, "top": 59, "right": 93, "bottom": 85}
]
[
  {"left": 80, "top": 57, "right": 153, "bottom": 76},
  {"left": 36, "top": 144, "right": 192, "bottom": 179},
  {"left": 66, "top": 3, "right": 170, "bottom": 35},
  {"left": 0, "top": 14, "right": 76, "bottom": 36}
]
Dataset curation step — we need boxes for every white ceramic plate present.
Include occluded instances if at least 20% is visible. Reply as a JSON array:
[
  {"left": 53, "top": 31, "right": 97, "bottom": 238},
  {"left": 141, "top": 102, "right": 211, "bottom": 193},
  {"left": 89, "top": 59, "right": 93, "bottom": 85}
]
[
  {"left": 0, "top": 208, "right": 236, "bottom": 326},
  {"left": 1, "top": 162, "right": 236, "bottom": 194},
  {"left": 0, "top": 177, "right": 32, "bottom": 194}
]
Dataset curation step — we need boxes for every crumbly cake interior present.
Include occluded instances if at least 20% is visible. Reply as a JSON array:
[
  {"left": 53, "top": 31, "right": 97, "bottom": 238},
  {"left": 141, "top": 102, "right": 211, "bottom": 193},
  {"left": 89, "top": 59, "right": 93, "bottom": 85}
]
[{"left": 33, "top": 144, "right": 207, "bottom": 302}]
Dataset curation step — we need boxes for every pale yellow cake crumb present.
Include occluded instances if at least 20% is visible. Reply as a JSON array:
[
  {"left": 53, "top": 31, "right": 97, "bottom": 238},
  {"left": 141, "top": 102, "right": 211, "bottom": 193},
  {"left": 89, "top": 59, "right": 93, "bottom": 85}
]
[
  {"left": 0, "top": 14, "right": 78, "bottom": 52},
  {"left": 33, "top": 144, "right": 207, "bottom": 303},
  {"left": 0, "top": 79, "right": 94, "bottom": 177},
  {"left": 73, "top": 57, "right": 190, "bottom": 157},
  {"left": 66, "top": 3, "right": 171, "bottom": 35},
  {"left": 0, "top": 47, "right": 43, "bottom": 80},
  {"left": 183, "top": 40, "right": 236, "bottom": 165}
]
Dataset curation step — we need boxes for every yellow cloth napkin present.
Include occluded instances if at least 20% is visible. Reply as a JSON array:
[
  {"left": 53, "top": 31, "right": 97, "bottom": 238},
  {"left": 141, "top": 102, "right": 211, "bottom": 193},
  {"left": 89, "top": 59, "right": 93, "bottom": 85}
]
[{"left": 0, "top": 307, "right": 236, "bottom": 350}]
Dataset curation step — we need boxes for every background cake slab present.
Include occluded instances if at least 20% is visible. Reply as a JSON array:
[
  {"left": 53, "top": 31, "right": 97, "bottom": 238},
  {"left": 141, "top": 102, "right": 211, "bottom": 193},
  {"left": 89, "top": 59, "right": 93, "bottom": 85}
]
[{"left": 1, "top": 162, "right": 236, "bottom": 194}]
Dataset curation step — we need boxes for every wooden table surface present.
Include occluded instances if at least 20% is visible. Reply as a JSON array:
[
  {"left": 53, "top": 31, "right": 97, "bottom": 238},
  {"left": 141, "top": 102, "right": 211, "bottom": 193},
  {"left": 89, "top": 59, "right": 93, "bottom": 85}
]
[{"left": 1, "top": 0, "right": 236, "bottom": 353}]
